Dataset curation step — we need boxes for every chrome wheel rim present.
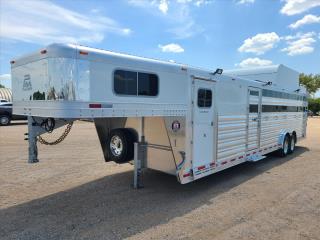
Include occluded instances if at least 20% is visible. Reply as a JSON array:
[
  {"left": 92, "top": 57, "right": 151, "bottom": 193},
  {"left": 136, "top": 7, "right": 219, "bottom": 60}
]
[
  {"left": 110, "top": 135, "right": 123, "bottom": 156},
  {"left": 0, "top": 116, "right": 9, "bottom": 125},
  {"left": 290, "top": 137, "right": 295, "bottom": 152},
  {"left": 283, "top": 138, "right": 289, "bottom": 154}
]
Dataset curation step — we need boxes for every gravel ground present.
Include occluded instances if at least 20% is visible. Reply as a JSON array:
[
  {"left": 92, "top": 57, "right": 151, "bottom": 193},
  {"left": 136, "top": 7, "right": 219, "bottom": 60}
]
[{"left": 0, "top": 118, "right": 319, "bottom": 240}]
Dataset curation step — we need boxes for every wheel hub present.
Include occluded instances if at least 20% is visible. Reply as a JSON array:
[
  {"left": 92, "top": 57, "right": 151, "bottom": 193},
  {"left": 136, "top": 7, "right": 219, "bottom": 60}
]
[
  {"left": 283, "top": 138, "right": 289, "bottom": 154},
  {"left": 0, "top": 116, "right": 9, "bottom": 125},
  {"left": 110, "top": 135, "right": 123, "bottom": 156},
  {"left": 290, "top": 137, "right": 295, "bottom": 151}
]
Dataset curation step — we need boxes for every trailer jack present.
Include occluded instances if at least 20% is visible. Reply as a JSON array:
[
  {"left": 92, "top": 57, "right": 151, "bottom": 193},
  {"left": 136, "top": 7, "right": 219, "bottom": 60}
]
[{"left": 133, "top": 142, "right": 147, "bottom": 189}]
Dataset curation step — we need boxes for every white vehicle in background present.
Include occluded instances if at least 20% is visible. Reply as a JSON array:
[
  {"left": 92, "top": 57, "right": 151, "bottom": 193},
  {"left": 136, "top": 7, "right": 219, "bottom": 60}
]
[{"left": 11, "top": 43, "right": 308, "bottom": 186}]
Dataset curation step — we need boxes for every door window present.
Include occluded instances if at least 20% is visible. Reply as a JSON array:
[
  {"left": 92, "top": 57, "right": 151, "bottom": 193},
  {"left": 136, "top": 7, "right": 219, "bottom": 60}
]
[{"left": 197, "top": 89, "right": 212, "bottom": 108}]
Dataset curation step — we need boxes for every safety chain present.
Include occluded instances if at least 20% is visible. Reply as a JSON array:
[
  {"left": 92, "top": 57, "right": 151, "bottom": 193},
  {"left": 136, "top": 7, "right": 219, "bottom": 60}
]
[{"left": 38, "top": 122, "right": 73, "bottom": 145}]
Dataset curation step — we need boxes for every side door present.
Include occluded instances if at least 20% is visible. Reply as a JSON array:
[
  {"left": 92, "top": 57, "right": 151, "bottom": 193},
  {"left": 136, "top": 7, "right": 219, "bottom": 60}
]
[
  {"left": 192, "top": 79, "right": 215, "bottom": 179},
  {"left": 247, "top": 87, "right": 262, "bottom": 151}
]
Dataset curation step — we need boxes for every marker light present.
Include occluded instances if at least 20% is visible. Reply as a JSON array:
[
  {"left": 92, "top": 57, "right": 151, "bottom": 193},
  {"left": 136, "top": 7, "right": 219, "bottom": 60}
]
[{"left": 79, "top": 51, "right": 88, "bottom": 55}]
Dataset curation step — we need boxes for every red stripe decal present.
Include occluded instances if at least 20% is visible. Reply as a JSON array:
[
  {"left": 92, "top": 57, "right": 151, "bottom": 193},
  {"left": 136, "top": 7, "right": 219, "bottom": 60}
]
[
  {"left": 246, "top": 154, "right": 250, "bottom": 156},
  {"left": 230, "top": 159, "right": 236, "bottom": 162},
  {"left": 253, "top": 151, "right": 256, "bottom": 154},
  {"left": 198, "top": 165, "right": 206, "bottom": 170},
  {"left": 183, "top": 173, "right": 191, "bottom": 178},
  {"left": 210, "top": 162, "right": 215, "bottom": 166},
  {"left": 239, "top": 156, "right": 244, "bottom": 159},
  {"left": 221, "top": 161, "right": 228, "bottom": 165}
]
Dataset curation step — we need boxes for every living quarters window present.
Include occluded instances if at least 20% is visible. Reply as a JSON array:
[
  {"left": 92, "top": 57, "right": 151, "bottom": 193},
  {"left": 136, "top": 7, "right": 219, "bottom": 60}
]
[
  {"left": 198, "top": 89, "right": 212, "bottom": 108},
  {"left": 114, "top": 70, "right": 158, "bottom": 96}
]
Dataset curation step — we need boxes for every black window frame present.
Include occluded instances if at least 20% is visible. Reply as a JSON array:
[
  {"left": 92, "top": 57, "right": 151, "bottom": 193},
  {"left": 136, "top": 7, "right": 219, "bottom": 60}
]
[
  {"left": 197, "top": 88, "right": 212, "bottom": 108},
  {"left": 113, "top": 69, "right": 159, "bottom": 97}
]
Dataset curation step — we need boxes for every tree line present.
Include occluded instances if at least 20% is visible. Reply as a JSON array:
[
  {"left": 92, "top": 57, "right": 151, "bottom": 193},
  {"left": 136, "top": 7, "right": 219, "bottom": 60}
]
[{"left": 299, "top": 74, "right": 320, "bottom": 114}]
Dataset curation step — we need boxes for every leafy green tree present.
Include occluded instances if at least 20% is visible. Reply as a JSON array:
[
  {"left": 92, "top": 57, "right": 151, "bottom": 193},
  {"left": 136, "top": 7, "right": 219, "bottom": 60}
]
[
  {"left": 299, "top": 73, "right": 320, "bottom": 96},
  {"left": 0, "top": 83, "right": 5, "bottom": 88},
  {"left": 308, "top": 98, "right": 320, "bottom": 114}
]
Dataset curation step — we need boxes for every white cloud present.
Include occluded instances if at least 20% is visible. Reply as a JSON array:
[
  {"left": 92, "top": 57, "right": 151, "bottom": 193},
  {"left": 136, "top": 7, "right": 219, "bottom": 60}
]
[
  {"left": 194, "top": 0, "right": 212, "bottom": 6},
  {"left": 237, "top": 0, "right": 255, "bottom": 4},
  {"left": 281, "top": 32, "right": 316, "bottom": 56},
  {"left": 0, "top": 0, "right": 131, "bottom": 44},
  {"left": 281, "top": 0, "right": 320, "bottom": 16},
  {"left": 289, "top": 14, "right": 320, "bottom": 29},
  {"left": 238, "top": 32, "right": 280, "bottom": 55},
  {"left": 129, "top": 0, "right": 169, "bottom": 14},
  {"left": 0, "top": 74, "right": 11, "bottom": 88},
  {"left": 128, "top": 0, "right": 206, "bottom": 39},
  {"left": 158, "top": 43, "right": 185, "bottom": 53},
  {"left": 176, "top": 0, "right": 212, "bottom": 7},
  {"left": 282, "top": 31, "right": 316, "bottom": 41},
  {"left": 159, "top": 0, "right": 169, "bottom": 14},
  {"left": 237, "top": 58, "right": 273, "bottom": 68}
]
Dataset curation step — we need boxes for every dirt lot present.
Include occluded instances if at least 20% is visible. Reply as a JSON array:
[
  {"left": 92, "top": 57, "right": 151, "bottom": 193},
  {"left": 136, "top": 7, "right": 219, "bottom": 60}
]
[{"left": 0, "top": 118, "right": 319, "bottom": 240}]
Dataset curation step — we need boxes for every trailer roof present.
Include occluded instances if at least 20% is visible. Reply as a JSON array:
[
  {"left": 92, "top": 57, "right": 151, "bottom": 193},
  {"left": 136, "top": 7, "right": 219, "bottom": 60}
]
[
  {"left": 11, "top": 43, "right": 214, "bottom": 76},
  {"left": 11, "top": 43, "right": 303, "bottom": 93},
  {"left": 224, "top": 64, "right": 300, "bottom": 92}
]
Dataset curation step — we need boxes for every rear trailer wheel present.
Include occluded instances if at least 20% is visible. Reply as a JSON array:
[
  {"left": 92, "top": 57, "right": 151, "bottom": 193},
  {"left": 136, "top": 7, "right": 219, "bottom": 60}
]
[
  {"left": 288, "top": 135, "right": 296, "bottom": 154},
  {"left": 0, "top": 115, "right": 11, "bottom": 126},
  {"left": 278, "top": 135, "right": 290, "bottom": 157},
  {"left": 106, "top": 129, "right": 135, "bottom": 163}
]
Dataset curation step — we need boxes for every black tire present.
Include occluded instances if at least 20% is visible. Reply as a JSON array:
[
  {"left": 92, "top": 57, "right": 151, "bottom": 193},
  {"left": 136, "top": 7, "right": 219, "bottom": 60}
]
[
  {"left": 106, "top": 129, "right": 135, "bottom": 163},
  {"left": 0, "top": 115, "right": 11, "bottom": 126},
  {"left": 288, "top": 134, "right": 296, "bottom": 154},
  {"left": 278, "top": 134, "right": 290, "bottom": 157}
]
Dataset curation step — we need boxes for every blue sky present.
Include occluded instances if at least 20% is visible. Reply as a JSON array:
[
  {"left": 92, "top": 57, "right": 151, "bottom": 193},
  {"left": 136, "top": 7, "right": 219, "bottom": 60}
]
[{"left": 0, "top": 0, "right": 319, "bottom": 95}]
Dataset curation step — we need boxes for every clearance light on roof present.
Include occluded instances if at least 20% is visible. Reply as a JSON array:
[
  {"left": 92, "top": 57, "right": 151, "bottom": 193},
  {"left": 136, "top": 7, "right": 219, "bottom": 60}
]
[
  {"left": 10, "top": 60, "right": 15, "bottom": 64},
  {"left": 79, "top": 51, "right": 88, "bottom": 55},
  {"left": 40, "top": 49, "right": 47, "bottom": 54}
]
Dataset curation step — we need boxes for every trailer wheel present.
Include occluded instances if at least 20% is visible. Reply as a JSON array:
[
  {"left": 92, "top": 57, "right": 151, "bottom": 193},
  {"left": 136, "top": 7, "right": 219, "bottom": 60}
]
[
  {"left": 288, "top": 134, "right": 296, "bottom": 154},
  {"left": 0, "top": 115, "right": 11, "bottom": 126},
  {"left": 106, "top": 129, "right": 135, "bottom": 163},
  {"left": 278, "top": 134, "right": 290, "bottom": 157}
]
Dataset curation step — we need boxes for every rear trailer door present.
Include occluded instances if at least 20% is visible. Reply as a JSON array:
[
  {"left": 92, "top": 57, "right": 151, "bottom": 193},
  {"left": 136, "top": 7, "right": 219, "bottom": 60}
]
[
  {"left": 247, "top": 87, "right": 262, "bottom": 152},
  {"left": 192, "top": 79, "right": 215, "bottom": 179}
]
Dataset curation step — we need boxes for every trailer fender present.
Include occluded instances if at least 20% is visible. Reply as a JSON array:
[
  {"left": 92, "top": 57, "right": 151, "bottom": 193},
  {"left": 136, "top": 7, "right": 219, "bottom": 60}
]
[{"left": 278, "top": 130, "right": 291, "bottom": 147}]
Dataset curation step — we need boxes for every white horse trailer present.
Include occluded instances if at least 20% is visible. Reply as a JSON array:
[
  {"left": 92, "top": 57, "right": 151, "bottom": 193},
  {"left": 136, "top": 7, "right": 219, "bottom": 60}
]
[{"left": 11, "top": 43, "right": 308, "bottom": 185}]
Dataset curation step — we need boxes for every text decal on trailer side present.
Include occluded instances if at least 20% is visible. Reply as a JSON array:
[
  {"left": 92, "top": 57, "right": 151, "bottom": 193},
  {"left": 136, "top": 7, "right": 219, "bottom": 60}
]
[{"left": 10, "top": 43, "right": 308, "bottom": 186}]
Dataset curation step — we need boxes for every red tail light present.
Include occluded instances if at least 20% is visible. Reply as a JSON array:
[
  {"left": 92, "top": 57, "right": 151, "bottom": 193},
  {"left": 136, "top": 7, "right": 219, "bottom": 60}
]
[
  {"left": 79, "top": 51, "right": 88, "bottom": 55},
  {"left": 89, "top": 103, "right": 101, "bottom": 108}
]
